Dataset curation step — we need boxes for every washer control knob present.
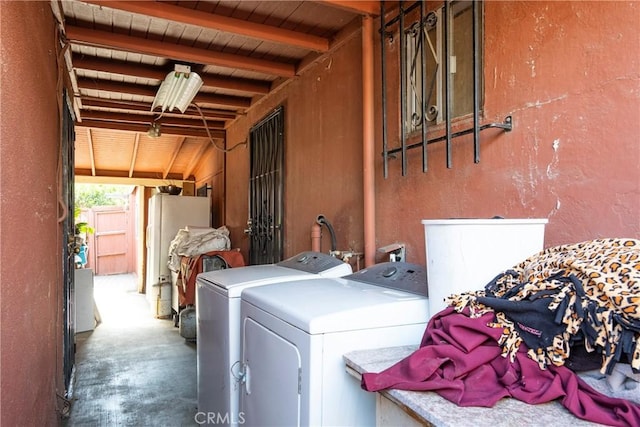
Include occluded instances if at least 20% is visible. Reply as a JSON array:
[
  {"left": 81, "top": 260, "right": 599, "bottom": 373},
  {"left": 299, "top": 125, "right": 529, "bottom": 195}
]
[{"left": 382, "top": 266, "right": 397, "bottom": 278}]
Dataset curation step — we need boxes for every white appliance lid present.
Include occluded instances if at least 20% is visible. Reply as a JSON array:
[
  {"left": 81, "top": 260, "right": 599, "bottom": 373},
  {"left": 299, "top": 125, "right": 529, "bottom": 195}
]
[
  {"left": 421, "top": 218, "right": 548, "bottom": 225},
  {"left": 241, "top": 278, "right": 429, "bottom": 334},
  {"left": 196, "top": 265, "right": 316, "bottom": 297}
]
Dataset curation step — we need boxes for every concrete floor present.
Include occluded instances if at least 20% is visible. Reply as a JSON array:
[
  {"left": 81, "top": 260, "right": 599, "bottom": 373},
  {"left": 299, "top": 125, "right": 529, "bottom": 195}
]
[{"left": 64, "top": 273, "right": 199, "bottom": 426}]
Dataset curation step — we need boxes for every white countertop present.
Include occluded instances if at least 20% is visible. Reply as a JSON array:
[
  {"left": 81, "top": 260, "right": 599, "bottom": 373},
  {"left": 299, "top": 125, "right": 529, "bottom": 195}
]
[{"left": 343, "top": 346, "right": 602, "bottom": 427}]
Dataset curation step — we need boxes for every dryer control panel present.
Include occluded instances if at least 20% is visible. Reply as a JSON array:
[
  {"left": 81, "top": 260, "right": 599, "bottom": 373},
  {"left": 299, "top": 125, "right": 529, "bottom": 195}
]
[
  {"left": 345, "top": 262, "right": 428, "bottom": 296},
  {"left": 277, "top": 251, "right": 347, "bottom": 274}
]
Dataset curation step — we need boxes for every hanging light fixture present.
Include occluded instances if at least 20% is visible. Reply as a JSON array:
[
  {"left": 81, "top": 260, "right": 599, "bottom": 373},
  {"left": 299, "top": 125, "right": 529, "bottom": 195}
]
[
  {"left": 147, "top": 122, "right": 161, "bottom": 138},
  {"left": 151, "top": 64, "right": 203, "bottom": 114}
]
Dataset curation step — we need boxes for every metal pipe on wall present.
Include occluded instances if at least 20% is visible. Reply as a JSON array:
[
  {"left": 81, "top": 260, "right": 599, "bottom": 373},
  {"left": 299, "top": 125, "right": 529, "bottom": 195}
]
[
  {"left": 311, "top": 222, "right": 322, "bottom": 252},
  {"left": 380, "top": 2, "right": 389, "bottom": 178},
  {"left": 399, "top": 3, "right": 407, "bottom": 176},
  {"left": 420, "top": 1, "right": 428, "bottom": 172},
  {"left": 473, "top": 0, "right": 481, "bottom": 163},
  {"left": 444, "top": 1, "right": 452, "bottom": 168},
  {"left": 362, "top": 15, "right": 376, "bottom": 267}
]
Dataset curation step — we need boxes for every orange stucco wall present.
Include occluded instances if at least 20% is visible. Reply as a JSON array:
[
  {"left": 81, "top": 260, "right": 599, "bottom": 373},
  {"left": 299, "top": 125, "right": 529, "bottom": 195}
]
[
  {"left": 193, "top": 143, "right": 225, "bottom": 228},
  {"left": 219, "top": 1, "right": 639, "bottom": 267},
  {"left": 224, "top": 34, "right": 365, "bottom": 259},
  {"left": 376, "top": 1, "right": 640, "bottom": 264},
  {"left": 1, "top": 2, "right": 63, "bottom": 425}
]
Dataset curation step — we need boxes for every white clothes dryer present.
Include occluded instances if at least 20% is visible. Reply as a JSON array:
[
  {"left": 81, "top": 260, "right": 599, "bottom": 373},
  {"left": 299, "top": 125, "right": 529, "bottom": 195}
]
[
  {"left": 195, "top": 251, "right": 352, "bottom": 426},
  {"left": 238, "top": 262, "right": 429, "bottom": 427}
]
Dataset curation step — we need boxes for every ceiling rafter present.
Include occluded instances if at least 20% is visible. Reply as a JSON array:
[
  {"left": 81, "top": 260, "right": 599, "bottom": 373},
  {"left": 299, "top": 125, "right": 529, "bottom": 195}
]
[
  {"left": 76, "top": 76, "right": 157, "bottom": 97},
  {"left": 76, "top": 77, "right": 252, "bottom": 109},
  {"left": 128, "top": 133, "right": 140, "bottom": 178},
  {"left": 74, "top": 55, "right": 166, "bottom": 80},
  {"left": 164, "top": 137, "right": 186, "bottom": 180},
  {"left": 65, "top": 25, "right": 297, "bottom": 77},
  {"left": 76, "top": 120, "right": 225, "bottom": 139},
  {"left": 86, "top": 128, "right": 96, "bottom": 176},
  {"left": 75, "top": 167, "right": 188, "bottom": 181},
  {"left": 73, "top": 55, "right": 272, "bottom": 95},
  {"left": 84, "top": 0, "right": 331, "bottom": 52},
  {"left": 80, "top": 111, "right": 226, "bottom": 129},
  {"left": 319, "top": 0, "right": 381, "bottom": 16},
  {"left": 79, "top": 97, "right": 238, "bottom": 120}
]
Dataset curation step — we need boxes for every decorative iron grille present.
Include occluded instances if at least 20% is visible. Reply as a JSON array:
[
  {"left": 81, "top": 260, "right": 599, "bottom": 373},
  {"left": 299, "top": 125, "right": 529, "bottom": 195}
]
[{"left": 248, "top": 106, "right": 284, "bottom": 265}]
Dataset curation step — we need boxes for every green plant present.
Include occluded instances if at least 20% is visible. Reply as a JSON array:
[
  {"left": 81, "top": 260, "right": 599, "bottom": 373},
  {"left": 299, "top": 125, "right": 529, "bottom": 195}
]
[
  {"left": 73, "top": 206, "right": 94, "bottom": 235},
  {"left": 74, "top": 222, "right": 94, "bottom": 235}
]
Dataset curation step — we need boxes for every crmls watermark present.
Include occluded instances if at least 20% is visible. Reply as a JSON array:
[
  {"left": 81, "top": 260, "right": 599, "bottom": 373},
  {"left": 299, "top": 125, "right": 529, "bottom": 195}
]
[{"left": 194, "top": 412, "right": 246, "bottom": 425}]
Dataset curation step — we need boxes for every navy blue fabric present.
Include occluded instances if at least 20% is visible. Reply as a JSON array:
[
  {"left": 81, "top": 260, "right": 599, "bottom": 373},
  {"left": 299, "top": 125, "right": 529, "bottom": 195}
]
[{"left": 475, "top": 296, "right": 565, "bottom": 350}]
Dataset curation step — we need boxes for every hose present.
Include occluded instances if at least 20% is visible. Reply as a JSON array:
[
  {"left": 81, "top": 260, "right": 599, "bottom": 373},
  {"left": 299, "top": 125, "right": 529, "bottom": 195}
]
[{"left": 315, "top": 215, "right": 337, "bottom": 252}]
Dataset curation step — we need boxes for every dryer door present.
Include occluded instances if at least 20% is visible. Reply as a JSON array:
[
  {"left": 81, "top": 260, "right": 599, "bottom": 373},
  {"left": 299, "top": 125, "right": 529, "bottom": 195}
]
[{"left": 241, "top": 317, "right": 301, "bottom": 426}]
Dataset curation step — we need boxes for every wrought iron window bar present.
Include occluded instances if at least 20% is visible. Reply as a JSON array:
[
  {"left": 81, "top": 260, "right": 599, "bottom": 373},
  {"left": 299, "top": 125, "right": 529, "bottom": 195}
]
[{"left": 380, "top": 1, "right": 513, "bottom": 177}]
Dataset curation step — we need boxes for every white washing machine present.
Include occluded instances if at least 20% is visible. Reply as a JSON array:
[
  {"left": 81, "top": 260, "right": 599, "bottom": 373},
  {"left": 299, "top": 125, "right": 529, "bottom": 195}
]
[
  {"left": 196, "top": 251, "right": 352, "bottom": 425},
  {"left": 238, "top": 262, "right": 429, "bottom": 427}
]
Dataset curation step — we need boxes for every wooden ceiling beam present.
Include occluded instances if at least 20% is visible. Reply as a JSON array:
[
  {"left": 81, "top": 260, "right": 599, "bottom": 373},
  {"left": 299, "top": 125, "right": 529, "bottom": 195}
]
[
  {"left": 84, "top": 0, "right": 330, "bottom": 52},
  {"left": 193, "top": 92, "right": 252, "bottom": 109},
  {"left": 74, "top": 55, "right": 272, "bottom": 94},
  {"left": 129, "top": 133, "right": 140, "bottom": 178},
  {"left": 319, "top": 0, "right": 380, "bottom": 16},
  {"left": 80, "top": 97, "right": 239, "bottom": 120},
  {"left": 77, "top": 77, "right": 156, "bottom": 97},
  {"left": 164, "top": 137, "right": 186, "bottom": 180},
  {"left": 76, "top": 77, "right": 252, "bottom": 108},
  {"left": 80, "top": 110, "right": 226, "bottom": 129},
  {"left": 66, "top": 25, "right": 296, "bottom": 77},
  {"left": 76, "top": 120, "right": 225, "bottom": 139},
  {"left": 73, "top": 55, "right": 166, "bottom": 80},
  {"left": 86, "top": 128, "right": 96, "bottom": 176},
  {"left": 75, "top": 167, "right": 187, "bottom": 181}
]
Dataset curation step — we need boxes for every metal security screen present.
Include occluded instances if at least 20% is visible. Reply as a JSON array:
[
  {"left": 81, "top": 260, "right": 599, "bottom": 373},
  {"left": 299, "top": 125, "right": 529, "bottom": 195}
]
[
  {"left": 248, "top": 107, "right": 284, "bottom": 265},
  {"left": 62, "top": 91, "right": 76, "bottom": 392}
]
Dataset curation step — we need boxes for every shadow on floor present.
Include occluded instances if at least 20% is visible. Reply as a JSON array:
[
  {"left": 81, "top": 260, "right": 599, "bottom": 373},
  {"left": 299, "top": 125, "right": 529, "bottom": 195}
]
[{"left": 64, "top": 273, "right": 199, "bottom": 426}]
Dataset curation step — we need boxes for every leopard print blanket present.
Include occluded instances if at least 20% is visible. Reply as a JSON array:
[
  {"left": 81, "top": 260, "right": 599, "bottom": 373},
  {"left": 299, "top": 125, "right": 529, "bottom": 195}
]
[{"left": 447, "top": 238, "right": 640, "bottom": 374}]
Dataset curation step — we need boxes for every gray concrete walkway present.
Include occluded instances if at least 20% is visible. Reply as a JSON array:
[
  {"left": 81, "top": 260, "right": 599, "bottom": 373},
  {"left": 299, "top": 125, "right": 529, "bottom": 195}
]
[{"left": 64, "top": 273, "right": 198, "bottom": 426}]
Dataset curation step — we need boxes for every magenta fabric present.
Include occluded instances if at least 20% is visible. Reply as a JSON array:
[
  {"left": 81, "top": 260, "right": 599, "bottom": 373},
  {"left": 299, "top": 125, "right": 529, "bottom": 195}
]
[{"left": 361, "top": 308, "right": 640, "bottom": 427}]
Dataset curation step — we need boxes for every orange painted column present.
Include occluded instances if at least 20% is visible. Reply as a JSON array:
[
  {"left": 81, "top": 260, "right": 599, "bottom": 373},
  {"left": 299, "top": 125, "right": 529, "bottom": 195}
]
[{"left": 362, "top": 16, "right": 375, "bottom": 267}]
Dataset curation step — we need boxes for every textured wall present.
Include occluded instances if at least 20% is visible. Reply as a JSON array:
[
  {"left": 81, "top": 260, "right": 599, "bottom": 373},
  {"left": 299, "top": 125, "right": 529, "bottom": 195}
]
[
  {"left": 0, "top": 1, "right": 62, "bottom": 425},
  {"left": 224, "top": 34, "right": 365, "bottom": 259},
  {"left": 375, "top": 1, "right": 640, "bottom": 264},
  {"left": 193, "top": 143, "right": 225, "bottom": 228}
]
